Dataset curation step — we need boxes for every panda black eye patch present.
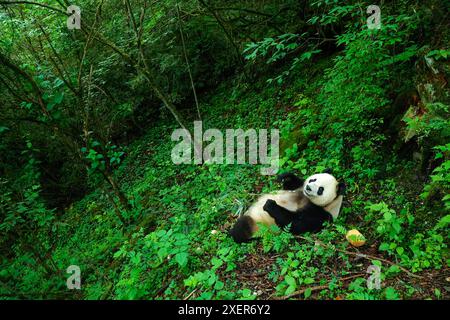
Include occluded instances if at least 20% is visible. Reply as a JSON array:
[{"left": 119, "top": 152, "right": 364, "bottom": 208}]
[
  {"left": 309, "top": 179, "right": 317, "bottom": 183},
  {"left": 318, "top": 187, "right": 324, "bottom": 195}
]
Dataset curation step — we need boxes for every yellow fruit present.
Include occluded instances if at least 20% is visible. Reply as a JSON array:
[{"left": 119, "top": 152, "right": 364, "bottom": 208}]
[{"left": 346, "top": 229, "right": 366, "bottom": 247}]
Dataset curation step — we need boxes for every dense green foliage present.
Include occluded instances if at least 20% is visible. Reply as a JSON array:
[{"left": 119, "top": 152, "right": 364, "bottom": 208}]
[{"left": 0, "top": 0, "right": 448, "bottom": 300}]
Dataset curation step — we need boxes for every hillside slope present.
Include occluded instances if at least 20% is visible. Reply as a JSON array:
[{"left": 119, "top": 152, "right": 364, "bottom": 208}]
[{"left": 4, "top": 70, "right": 448, "bottom": 300}]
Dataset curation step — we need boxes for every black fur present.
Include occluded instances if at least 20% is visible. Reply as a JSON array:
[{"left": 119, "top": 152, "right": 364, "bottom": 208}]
[
  {"left": 276, "top": 172, "right": 304, "bottom": 190},
  {"left": 338, "top": 182, "right": 346, "bottom": 195},
  {"left": 263, "top": 199, "right": 332, "bottom": 235},
  {"left": 228, "top": 215, "right": 256, "bottom": 243},
  {"left": 322, "top": 168, "right": 346, "bottom": 195}
]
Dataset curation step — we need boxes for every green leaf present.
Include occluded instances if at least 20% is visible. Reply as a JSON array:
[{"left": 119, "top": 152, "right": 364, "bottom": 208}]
[
  {"left": 211, "top": 257, "right": 223, "bottom": 269},
  {"left": 386, "top": 265, "right": 401, "bottom": 276},
  {"left": 434, "top": 288, "right": 441, "bottom": 298},
  {"left": 304, "top": 288, "right": 312, "bottom": 298},
  {"left": 285, "top": 285, "right": 296, "bottom": 295},
  {"left": 385, "top": 287, "right": 400, "bottom": 300},
  {"left": 214, "top": 281, "right": 224, "bottom": 290},
  {"left": 383, "top": 211, "right": 392, "bottom": 221},
  {"left": 241, "top": 289, "right": 252, "bottom": 297},
  {"left": 371, "top": 260, "right": 382, "bottom": 267},
  {"left": 285, "top": 275, "right": 296, "bottom": 287},
  {"left": 175, "top": 252, "right": 188, "bottom": 267},
  {"left": 435, "top": 214, "right": 450, "bottom": 229},
  {"left": 54, "top": 92, "right": 64, "bottom": 104}
]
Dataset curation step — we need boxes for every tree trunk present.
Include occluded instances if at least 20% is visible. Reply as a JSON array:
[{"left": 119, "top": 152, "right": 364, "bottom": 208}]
[{"left": 103, "top": 171, "right": 131, "bottom": 212}]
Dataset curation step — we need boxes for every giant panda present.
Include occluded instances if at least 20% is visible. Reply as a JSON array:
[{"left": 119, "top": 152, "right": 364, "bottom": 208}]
[{"left": 229, "top": 170, "right": 345, "bottom": 243}]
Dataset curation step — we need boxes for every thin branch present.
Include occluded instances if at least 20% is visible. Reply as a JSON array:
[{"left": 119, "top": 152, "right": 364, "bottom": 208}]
[
  {"left": 176, "top": 2, "right": 201, "bottom": 120},
  {"left": 212, "top": 7, "right": 274, "bottom": 17},
  {"left": 198, "top": 0, "right": 244, "bottom": 67},
  {"left": 0, "top": 74, "right": 30, "bottom": 102},
  {"left": 0, "top": 52, "right": 49, "bottom": 116},
  {"left": 38, "top": 24, "right": 78, "bottom": 94},
  {"left": 0, "top": 1, "right": 67, "bottom": 15},
  {"left": 137, "top": 4, "right": 146, "bottom": 50},
  {"left": 273, "top": 273, "right": 365, "bottom": 300},
  {"left": 77, "top": 0, "right": 104, "bottom": 97},
  {"left": 183, "top": 288, "right": 198, "bottom": 300},
  {"left": 0, "top": 117, "right": 52, "bottom": 128},
  {"left": 295, "top": 235, "right": 422, "bottom": 279},
  {"left": 124, "top": 0, "right": 138, "bottom": 36}
]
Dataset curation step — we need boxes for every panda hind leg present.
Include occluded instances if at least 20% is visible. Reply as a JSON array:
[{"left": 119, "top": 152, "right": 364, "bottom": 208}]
[{"left": 229, "top": 216, "right": 257, "bottom": 243}]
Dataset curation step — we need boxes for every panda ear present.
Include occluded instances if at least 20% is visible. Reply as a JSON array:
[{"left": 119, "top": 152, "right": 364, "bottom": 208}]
[
  {"left": 323, "top": 168, "right": 333, "bottom": 174},
  {"left": 337, "top": 182, "right": 346, "bottom": 195}
]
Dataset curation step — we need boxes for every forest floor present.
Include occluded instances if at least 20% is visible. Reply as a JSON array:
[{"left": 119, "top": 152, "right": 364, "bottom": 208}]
[
  {"left": 21, "top": 69, "right": 449, "bottom": 300},
  {"left": 232, "top": 246, "right": 449, "bottom": 300},
  {"left": 51, "top": 72, "right": 450, "bottom": 299}
]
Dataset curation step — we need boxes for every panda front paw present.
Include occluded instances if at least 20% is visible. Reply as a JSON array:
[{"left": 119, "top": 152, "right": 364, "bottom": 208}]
[
  {"left": 263, "top": 199, "right": 278, "bottom": 213},
  {"left": 276, "top": 172, "right": 304, "bottom": 190}
]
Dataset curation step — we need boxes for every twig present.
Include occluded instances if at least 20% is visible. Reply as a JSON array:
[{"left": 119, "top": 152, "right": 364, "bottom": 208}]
[
  {"left": 0, "top": 1, "right": 67, "bottom": 15},
  {"left": 295, "top": 235, "right": 422, "bottom": 279},
  {"left": 343, "top": 250, "right": 421, "bottom": 279},
  {"left": 273, "top": 273, "right": 365, "bottom": 300},
  {"left": 176, "top": 2, "right": 201, "bottom": 121},
  {"left": 184, "top": 289, "right": 198, "bottom": 300}
]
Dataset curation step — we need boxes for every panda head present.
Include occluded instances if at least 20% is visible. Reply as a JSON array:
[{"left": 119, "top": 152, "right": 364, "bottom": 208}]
[{"left": 303, "top": 171, "right": 345, "bottom": 207}]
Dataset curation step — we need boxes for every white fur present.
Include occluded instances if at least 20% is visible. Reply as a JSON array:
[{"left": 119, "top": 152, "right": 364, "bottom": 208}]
[
  {"left": 325, "top": 195, "right": 343, "bottom": 220},
  {"left": 246, "top": 190, "right": 305, "bottom": 229}
]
